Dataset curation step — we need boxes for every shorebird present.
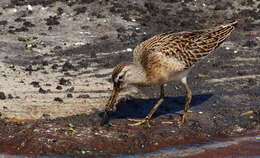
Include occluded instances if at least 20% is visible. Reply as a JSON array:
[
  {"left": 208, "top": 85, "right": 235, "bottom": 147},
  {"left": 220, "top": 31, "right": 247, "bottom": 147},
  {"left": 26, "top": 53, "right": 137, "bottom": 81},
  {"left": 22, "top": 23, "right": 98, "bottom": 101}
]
[{"left": 101, "top": 21, "right": 238, "bottom": 127}]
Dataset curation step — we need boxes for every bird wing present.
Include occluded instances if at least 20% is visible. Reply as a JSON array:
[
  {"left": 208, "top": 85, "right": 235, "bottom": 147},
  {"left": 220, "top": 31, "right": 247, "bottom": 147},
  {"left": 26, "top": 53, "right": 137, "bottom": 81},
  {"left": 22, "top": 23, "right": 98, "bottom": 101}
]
[{"left": 134, "top": 21, "right": 237, "bottom": 69}]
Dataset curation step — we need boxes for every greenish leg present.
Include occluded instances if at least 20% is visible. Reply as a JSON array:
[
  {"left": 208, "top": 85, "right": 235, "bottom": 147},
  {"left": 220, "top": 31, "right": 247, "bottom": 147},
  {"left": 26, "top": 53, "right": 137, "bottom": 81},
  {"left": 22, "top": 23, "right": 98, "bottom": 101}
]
[
  {"left": 180, "top": 76, "right": 192, "bottom": 124},
  {"left": 128, "top": 84, "right": 165, "bottom": 127}
]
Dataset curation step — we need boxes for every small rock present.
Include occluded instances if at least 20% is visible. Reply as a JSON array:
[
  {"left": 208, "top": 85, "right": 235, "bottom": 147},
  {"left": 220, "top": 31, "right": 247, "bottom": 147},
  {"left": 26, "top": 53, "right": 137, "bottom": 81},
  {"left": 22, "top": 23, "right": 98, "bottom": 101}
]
[
  {"left": 56, "top": 85, "right": 63, "bottom": 90},
  {"left": 25, "top": 65, "right": 33, "bottom": 74},
  {"left": 81, "top": 0, "right": 95, "bottom": 4},
  {"left": 8, "top": 94, "right": 14, "bottom": 99},
  {"left": 90, "top": 51, "right": 96, "bottom": 58},
  {"left": 74, "top": 6, "right": 87, "bottom": 15},
  {"left": 23, "top": 21, "right": 35, "bottom": 27},
  {"left": 54, "top": 97, "right": 63, "bottom": 102},
  {"left": 45, "top": 16, "right": 60, "bottom": 25},
  {"left": 64, "top": 72, "right": 72, "bottom": 76},
  {"left": 126, "top": 48, "right": 133, "bottom": 52},
  {"left": 67, "top": 93, "right": 73, "bottom": 98},
  {"left": 51, "top": 64, "right": 59, "bottom": 69},
  {"left": 81, "top": 25, "right": 90, "bottom": 30},
  {"left": 214, "top": 2, "right": 230, "bottom": 10},
  {"left": 57, "top": 7, "right": 64, "bottom": 15},
  {"left": 116, "top": 27, "right": 126, "bottom": 33},
  {"left": 42, "top": 113, "right": 50, "bottom": 119},
  {"left": 51, "top": 46, "right": 62, "bottom": 53},
  {"left": 77, "top": 59, "right": 88, "bottom": 68},
  {"left": 41, "top": 60, "right": 48, "bottom": 66},
  {"left": 0, "top": 20, "right": 8, "bottom": 25},
  {"left": 100, "top": 35, "right": 109, "bottom": 40},
  {"left": 62, "top": 61, "right": 75, "bottom": 71},
  {"left": 77, "top": 94, "right": 90, "bottom": 98},
  {"left": 30, "top": 81, "right": 40, "bottom": 88},
  {"left": 59, "top": 78, "right": 71, "bottom": 86},
  {"left": 15, "top": 26, "right": 29, "bottom": 32},
  {"left": 0, "top": 92, "right": 6, "bottom": 100},
  {"left": 66, "top": 87, "right": 75, "bottom": 92},
  {"left": 39, "top": 88, "right": 48, "bottom": 94},
  {"left": 27, "top": 5, "right": 33, "bottom": 11}
]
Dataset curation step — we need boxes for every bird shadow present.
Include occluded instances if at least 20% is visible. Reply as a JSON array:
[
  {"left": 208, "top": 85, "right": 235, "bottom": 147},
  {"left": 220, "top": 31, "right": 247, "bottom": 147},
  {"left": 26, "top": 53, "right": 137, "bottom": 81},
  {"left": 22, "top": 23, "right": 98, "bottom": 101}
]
[{"left": 99, "top": 93, "right": 213, "bottom": 121}]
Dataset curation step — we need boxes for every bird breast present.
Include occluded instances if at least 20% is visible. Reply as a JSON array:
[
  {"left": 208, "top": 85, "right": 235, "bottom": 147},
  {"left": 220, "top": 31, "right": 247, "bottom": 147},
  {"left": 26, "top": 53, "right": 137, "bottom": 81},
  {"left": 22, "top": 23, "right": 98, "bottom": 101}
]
[{"left": 142, "top": 52, "right": 187, "bottom": 85}]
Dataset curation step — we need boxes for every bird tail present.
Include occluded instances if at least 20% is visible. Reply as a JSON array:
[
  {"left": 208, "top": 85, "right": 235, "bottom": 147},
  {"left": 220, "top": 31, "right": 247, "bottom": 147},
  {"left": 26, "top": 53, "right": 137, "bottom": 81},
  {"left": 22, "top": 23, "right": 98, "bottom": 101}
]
[
  {"left": 223, "top": 20, "right": 238, "bottom": 28},
  {"left": 211, "top": 21, "right": 238, "bottom": 44}
]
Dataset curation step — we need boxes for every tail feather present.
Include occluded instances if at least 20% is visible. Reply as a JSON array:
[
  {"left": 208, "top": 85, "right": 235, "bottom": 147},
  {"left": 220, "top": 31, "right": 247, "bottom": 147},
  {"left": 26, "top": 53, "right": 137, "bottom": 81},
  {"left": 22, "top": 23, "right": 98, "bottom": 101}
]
[
  {"left": 182, "top": 21, "right": 238, "bottom": 68},
  {"left": 222, "top": 21, "right": 238, "bottom": 27}
]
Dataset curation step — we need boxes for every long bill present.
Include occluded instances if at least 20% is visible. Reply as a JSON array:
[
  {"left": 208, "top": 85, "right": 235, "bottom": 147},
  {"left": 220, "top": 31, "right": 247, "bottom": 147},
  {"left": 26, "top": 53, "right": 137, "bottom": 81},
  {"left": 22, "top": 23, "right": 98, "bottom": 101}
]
[{"left": 100, "top": 84, "right": 120, "bottom": 125}]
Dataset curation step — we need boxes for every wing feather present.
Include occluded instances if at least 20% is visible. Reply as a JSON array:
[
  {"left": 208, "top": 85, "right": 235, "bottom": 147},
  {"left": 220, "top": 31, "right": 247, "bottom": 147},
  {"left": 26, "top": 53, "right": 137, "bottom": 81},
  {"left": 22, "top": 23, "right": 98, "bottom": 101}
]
[{"left": 133, "top": 21, "right": 237, "bottom": 70}]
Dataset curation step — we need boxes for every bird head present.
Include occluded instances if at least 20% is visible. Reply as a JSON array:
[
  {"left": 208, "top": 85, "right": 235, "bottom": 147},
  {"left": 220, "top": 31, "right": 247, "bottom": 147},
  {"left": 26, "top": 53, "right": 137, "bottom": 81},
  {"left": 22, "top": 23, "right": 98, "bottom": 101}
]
[
  {"left": 100, "top": 62, "right": 131, "bottom": 125},
  {"left": 112, "top": 62, "right": 132, "bottom": 89}
]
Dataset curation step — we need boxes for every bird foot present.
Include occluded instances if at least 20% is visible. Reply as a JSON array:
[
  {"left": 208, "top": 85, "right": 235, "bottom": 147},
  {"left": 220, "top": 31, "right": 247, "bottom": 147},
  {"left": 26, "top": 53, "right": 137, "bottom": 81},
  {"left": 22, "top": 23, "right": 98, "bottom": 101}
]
[
  {"left": 161, "top": 121, "right": 174, "bottom": 124},
  {"left": 128, "top": 118, "right": 151, "bottom": 127},
  {"left": 177, "top": 112, "right": 190, "bottom": 127}
]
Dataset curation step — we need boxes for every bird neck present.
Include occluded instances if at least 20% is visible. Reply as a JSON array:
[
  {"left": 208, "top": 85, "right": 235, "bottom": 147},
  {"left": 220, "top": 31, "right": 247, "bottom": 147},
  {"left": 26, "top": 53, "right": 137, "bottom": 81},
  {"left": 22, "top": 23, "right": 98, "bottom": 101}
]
[{"left": 126, "top": 64, "right": 147, "bottom": 85}]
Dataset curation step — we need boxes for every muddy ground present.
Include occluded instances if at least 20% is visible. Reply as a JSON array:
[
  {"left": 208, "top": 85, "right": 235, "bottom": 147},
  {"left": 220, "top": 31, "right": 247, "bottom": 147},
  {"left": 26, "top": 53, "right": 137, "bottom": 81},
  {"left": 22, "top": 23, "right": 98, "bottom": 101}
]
[{"left": 0, "top": 0, "right": 260, "bottom": 157}]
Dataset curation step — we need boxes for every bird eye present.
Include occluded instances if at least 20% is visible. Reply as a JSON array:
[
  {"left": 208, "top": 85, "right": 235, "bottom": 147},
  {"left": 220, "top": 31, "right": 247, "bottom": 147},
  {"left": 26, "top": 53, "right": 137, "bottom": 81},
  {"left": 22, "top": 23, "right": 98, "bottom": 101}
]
[{"left": 118, "top": 75, "right": 123, "bottom": 81}]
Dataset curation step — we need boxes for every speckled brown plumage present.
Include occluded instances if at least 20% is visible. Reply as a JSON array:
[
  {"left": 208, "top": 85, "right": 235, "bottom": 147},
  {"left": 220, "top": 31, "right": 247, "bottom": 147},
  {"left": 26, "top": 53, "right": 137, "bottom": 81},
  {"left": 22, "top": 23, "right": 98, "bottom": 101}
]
[
  {"left": 101, "top": 21, "right": 238, "bottom": 126},
  {"left": 112, "top": 62, "right": 130, "bottom": 83},
  {"left": 134, "top": 21, "right": 237, "bottom": 82}
]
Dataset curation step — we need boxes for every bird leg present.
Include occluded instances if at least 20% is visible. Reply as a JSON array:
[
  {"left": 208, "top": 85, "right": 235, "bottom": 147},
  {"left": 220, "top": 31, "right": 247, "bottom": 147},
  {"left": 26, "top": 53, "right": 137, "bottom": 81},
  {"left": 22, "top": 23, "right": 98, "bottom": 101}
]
[
  {"left": 128, "top": 84, "right": 165, "bottom": 127},
  {"left": 180, "top": 77, "right": 192, "bottom": 125},
  {"left": 160, "top": 83, "right": 165, "bottom": 98}
]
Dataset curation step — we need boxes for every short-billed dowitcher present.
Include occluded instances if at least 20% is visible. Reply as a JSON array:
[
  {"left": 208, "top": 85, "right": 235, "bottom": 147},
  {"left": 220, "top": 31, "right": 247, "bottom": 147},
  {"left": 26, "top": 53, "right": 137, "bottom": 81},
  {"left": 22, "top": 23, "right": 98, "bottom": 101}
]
[{"left": 101, "top": 21, "right": 238, "bottom": 127}]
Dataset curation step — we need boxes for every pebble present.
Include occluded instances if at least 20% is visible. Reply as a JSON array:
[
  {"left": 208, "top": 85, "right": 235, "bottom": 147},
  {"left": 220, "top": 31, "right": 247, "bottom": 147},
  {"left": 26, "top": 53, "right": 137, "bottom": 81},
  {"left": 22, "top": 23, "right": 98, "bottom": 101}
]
[
  {"left": 56, "top": 86, "right": 63, "bottom": 90},
  {"left": 0, "top": 92, "right": 6, "bottom": 100},
  {"left": 27, "top": 5, "right": 33, "bottom": 11},
  {"left": 126, "top": 48, "right": 133, "bottom": 52},
  {"left": 77, "top": 94, "right": 90, "bottom": 98},
  {"left": 8, "top": 94, "right": 14, "bottom": 99},
  {"left": 39, "top": 88, "right": 49, "bottom": 94},
  {"left": 67, "top": 94, "right": 73, "bottom": 98},
  {"left": 54, "top": 97, "right": 63, "bottom": 102},
  {"left": 66, "top": 87, "right": 75, "bottom": 92},
  {"left": 59, "top": 78, "right": 72, "bottom": 86},
  {"left": 7, "top": 8, "right": 17, "bottom": 13},
  {"left": 31, "top": 81, "right": 40, "bottom": 88}
]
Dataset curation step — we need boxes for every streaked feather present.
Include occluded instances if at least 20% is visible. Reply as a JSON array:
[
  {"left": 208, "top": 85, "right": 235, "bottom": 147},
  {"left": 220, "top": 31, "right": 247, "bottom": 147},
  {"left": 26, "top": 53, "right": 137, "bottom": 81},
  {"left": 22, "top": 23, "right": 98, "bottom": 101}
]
[{"left": 134, "top": 21, "right": 237, "bottom": 70}]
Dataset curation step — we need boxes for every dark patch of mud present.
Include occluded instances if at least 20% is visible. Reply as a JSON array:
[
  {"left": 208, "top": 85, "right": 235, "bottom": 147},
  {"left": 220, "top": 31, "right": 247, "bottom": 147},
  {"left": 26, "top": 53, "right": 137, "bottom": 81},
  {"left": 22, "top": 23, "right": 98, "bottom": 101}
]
[{"left": 0, "top": 102, "right": 259, "bottom": 157}]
